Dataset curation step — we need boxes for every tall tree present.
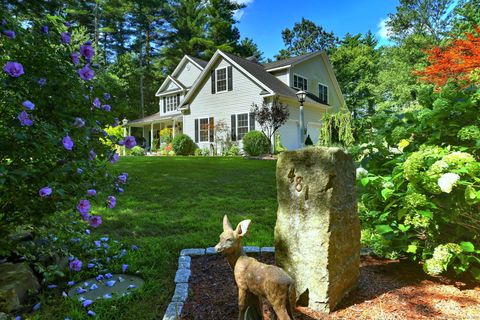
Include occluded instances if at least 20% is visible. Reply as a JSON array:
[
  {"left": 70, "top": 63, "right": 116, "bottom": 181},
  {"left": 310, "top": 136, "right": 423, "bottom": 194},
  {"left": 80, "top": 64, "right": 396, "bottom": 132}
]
[
  {"left": 276, "top": 17, "right": 338, "bottom": 60},
  {"left": 236, "top": 37, "right": 264, "bottom": 62}
]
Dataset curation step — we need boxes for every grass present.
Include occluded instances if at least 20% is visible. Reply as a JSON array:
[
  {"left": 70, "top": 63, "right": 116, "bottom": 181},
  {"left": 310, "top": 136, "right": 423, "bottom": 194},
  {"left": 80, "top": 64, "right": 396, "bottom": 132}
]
[{"left": 36, "top": 156, "right": 278, "bottom": 319}]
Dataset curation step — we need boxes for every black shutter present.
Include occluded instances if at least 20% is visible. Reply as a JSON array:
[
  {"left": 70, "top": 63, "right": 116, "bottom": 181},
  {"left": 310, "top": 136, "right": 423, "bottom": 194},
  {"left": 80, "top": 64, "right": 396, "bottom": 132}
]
[
  {"left": 163, "top": 97, "right": 166, "bottom": 113},
  {"left": 211, "top": 71, "right": 216, "bottom": 94},
  {"left": 227, "top": 66, "right": 233, "bottom": 91},
  {"left": 194, "top": 119, "right": 199, "bottom": 143},
  {"left": 176, "top": 94, "right": 180, "bottom": 107},
  {"left": 231, "top": 114, "right": 236, "bottom": 141},
  {"left": 249, "top": 112, "right": 255, "bottom": 131},
  {"left": 209, "top": 117, "right": 214, "bottom": 142}
]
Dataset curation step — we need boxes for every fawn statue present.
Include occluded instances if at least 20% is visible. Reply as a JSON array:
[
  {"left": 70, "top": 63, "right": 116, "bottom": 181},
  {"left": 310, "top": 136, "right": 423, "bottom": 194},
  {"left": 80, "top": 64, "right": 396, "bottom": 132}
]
[{"left": 215, "top": 215, "right": 296, "bottom": 320}]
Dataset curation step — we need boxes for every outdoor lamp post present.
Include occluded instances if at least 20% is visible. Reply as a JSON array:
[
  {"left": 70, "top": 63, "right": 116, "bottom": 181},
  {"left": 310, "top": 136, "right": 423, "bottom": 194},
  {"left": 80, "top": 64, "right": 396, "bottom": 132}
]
[
  {"left": 122, "top": 118, "right": 128, "bottom": 156},
  {"left": 296, "top": 90, "right": 306, "bottom": 147}
]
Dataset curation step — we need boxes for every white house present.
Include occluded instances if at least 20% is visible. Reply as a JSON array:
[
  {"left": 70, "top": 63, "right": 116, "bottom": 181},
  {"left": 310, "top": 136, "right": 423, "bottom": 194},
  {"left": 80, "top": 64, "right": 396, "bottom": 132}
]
[{"left": 125, "top": 50, "right": 345, "bottom": 152}]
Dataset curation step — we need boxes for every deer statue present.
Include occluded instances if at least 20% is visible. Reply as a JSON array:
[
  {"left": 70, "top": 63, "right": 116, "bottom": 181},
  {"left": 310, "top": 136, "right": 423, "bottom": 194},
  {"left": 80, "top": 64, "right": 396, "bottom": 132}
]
[{"left": 215, "top": 215, "right": 296, "bottom": 320}]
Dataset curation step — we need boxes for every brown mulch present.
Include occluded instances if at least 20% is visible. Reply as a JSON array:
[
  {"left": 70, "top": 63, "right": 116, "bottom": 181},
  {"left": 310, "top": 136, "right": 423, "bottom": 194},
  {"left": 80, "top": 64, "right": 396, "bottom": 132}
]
[{"left": 180, "top": 253, "right": 480, "bottom": 320}]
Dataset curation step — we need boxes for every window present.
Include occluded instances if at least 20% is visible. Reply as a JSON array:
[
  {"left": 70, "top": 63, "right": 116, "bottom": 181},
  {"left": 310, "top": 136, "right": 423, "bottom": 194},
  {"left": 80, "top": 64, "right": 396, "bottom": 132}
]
[
  {"left": 216, "top": 67, "right": 227, "bottom": 92},
  {"left": 237, "top": 113, "right": 249, "bottom": 140},
  {"left": 199, "top": 118, "right": 210, "bottom": 142},
  {"left": 318, "top": 84, "right": 328, "bottom": 104},
  {"left": 293, "top": 74, "right": 308, "bottom": 91},
  {"left": 164, "top": 95, "right": 179, "bottom": 113}
]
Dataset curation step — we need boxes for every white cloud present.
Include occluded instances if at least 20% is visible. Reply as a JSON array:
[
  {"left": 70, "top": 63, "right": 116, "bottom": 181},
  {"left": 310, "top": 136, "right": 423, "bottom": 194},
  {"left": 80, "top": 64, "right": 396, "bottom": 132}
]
[
  {"left": 232, "top": 0, "right": 254, "bottom": 20},
  {"left": 377, "top": 18, "right": 391, "bottom": 40},
  {"left": 232, "top": 0, "right": 254, "bottom": 4}
]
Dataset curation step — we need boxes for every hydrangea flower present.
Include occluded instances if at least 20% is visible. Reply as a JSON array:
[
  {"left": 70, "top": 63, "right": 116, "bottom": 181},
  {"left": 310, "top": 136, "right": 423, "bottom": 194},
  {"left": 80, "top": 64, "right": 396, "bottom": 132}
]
[
  {"left": 124, "top": 136, "right": 136, "bottom": 149},
  {"left": 69, "top": 259, "right": 83, "bottom": 272},
  {"left": 438, "top": 173, "right": 460, "bottom": 193},
  {"left": 3, "top": 61, "right": 24, "bottom": 77},
  {"left": 356, "top": 167, "right": 368, "bottom": 180},
  {"left": 18, "top": 111, "right": 33, "bottom": 126},
  {"left": 102, "top": 104, "right": 111, "bottom": 112},
  {"left": 38, "top": 78, "right": 46, "bottom": 86},
  {"left": 107, "top": 196, "right": 116, "bottom": 209},
  {"left": 62, "top": 135, "right": 74, "bottom": 150},
  {"left": 22, "top": 100, "right": 35, "bottom": 110},
  {"left": 87, "top": 189, "right": 97, "bottom": 197},
  {"left": 77, "top": 199, "right": 91, "bottom": 214},
  {"left": 60, "top": 32, "right": 71, "bottom": 44},
  {"left": 3, "top": 30, "right": 15, "bottom": 39},
  {"left": 89, "top": 215, "right": 102, "bottom": 228},
  {"left": 41, "top": 25, "right": 49, "bottom": 33},
  {"left": 110, "top": 152, "right": 119, "bottom": 164},
  {"left": 39, "top": 187, "right": 52, "bottom": 197},
  {"left": 80, "top": 44, "right": 95, "bottom": 59},
  {"left": 73, "top": 117, "right": 85, "bottom": 128},
  {"left": 78, "top": 66, "right": 94, "bottom": 81},
  {"left": 103, "top": 92, "right": 111, "bottom": 100},
  {"left": 71, "top": 52, "right": 80, "bottom": 65}
]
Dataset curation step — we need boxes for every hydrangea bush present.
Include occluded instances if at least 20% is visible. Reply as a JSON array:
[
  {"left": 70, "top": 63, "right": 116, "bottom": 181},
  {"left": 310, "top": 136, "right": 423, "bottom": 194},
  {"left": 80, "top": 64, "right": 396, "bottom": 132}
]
[{"left": 0, "top": 15, "right": 136, "bottom": 283}]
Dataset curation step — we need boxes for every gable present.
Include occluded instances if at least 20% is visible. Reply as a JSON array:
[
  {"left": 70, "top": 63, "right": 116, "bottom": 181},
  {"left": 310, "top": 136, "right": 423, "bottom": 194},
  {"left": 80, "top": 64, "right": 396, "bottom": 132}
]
[{"left": 174, "top": 60, "right": 203, "bottom": 88}]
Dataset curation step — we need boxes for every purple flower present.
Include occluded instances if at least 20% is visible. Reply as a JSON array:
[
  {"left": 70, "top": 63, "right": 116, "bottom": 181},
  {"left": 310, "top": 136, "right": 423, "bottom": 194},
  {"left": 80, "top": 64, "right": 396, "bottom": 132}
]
[
  {"left": 89, "top": 215, "right": 102, "bottom": 228},
  {"left": 119, "top": 249, "right": 127, "bottom": 257},
  {"left": 77, "top": 199, "right": 90, "bottom": 214},
  {"left": 47, "top": 284, "right": 57, "bottom": 289},
  {"left": 41, "top": 25, "right": 49, "bottom": 33},
  {"left": 62, "top": 135, "right": 74, "bottom": 150},
  {"left": 102, "top": 104, "right": 111, "bottom": 112},
  {"left": 103, "top": 293, "right": 112, "bottom": 299},
  {"left": 18, "top": 111, "right": 33, "bottom": 126},
  {"left": 87, "top": 263, "right": 94, "bottom": 269},
  {"left": 3, "top": 61, "right": 24, "bottom": 77},
  {"left": 105, "top": 280, "right": 116, "bottom": 287},
  {"left": 22, "top": 100, "right": 35, "bottom": 110},
  {"left": 80, "top": 212, "right": 90, "bottom": 221},
  {"left": 77, "top": 168, "right": 84, "bottom": 174},
  {"left": 90, "top": 283, "right": 98, "bottom": 290},
  {"left": 78, "top": 66, "right": 94, "bottom": 81},
  {"left": 128, "top": 284, "right": 136, "bottom": 289},
  {"left": 1, "top": 19, "right": 6, "bottom": 26},
  {"left": 89, "top": 150, "right": 97, "bottom": 161},
  {"left": 87, "top": 189, "right": 97, "bottom": 197},
  {"left": 38, "top": 78, "right": 46, "bottom": 86},
  {"left": 92, "top": 97, "right": 101, "bottom": 109},
  {"left": 104, "top": 273, "right": 112, "bottom": 279},
  {"left": 117, "top": 174, "right": 127, "bottom": 184},
  {"left": 39, "top": 187, "right": 52, "bottom": 197},
  {"left": 64, "top": 21, "right": 71, "bottom": 27},
  {"left": 60, "top": 32, "right": 71, "bottom": 44},
  {"left": 107, "top": 196, "right": 116, "bottom": 209},
  {"left": 76, "top": 287, "right": 86, "bottom": 294},
  {"left": 118, "top": 139, "right": 125, "bottom": 146},
  {"left": 32, "top": 302, "right": 41, "bottom": 311},
  {"left": 122, "top": 264, "right": 128, "bottom": 272},
  {"left": 100, "top": 237, "right": 109, "bottom": 242},
  {"left": 131, "top": 245, "right": 139, "bottom": 251},
  {"left": 80, "top": 44, "right": 95, "bottom": 59},
  {"left": 73, "top": 117, "right": 85, "bottom": 128},
  {"left": 85, "top": 229, "right": 91, "bottom": 235},
  {"left": 3, "top": 30, "right": 15, "bottom": 39},
  {"left": 112, "top": 118, "right": 120, "bottom": 127},
  {"left": 69, "top": 259, "right": 82, "bottom": 272},
  {"left": 124, "top": 136, "right": 136, "bottom": 149},
  {"left": 95, "top": 274, "right": 104, "bottom": 281},
  {"left": 71, "top": 52, "right": 79, "bottom": 65},
  {"left": 110, "top": 152, "right": 119, "bottom": 164},
  {"left": 68, "top": 281, "right": 76, "bottom": 286},
  {"left": 103, "top": 92, "right": 110, "bottom": 100},
  {"left": 87, "top": 310, "right": 96, "bottom": 317},
  {"left": 117, "top": 187, "right": 124, "bottom": 193},
  {"left": 82, "top": 299, "right": 93, "bottom": 308}
]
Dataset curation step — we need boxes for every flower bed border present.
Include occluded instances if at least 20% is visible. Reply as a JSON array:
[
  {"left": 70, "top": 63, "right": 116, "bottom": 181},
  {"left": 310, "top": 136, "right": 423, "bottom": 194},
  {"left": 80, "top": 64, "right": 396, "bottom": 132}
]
[{"left": 162, "top": 246, "right": 275, "bottom": 320}]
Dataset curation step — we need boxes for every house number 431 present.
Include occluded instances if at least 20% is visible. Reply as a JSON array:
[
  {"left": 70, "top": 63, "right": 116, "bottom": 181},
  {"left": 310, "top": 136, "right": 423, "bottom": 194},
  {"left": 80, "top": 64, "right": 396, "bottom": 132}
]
[{"left": 287, "top": 168, "right": 309, "bottom": 200}]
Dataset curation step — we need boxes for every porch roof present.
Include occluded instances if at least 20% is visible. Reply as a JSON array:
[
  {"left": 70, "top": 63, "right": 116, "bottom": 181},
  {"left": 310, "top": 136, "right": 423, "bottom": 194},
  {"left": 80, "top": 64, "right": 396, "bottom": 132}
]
[{"left": 127, "top": 112, "right": 181, "bottom": 126}]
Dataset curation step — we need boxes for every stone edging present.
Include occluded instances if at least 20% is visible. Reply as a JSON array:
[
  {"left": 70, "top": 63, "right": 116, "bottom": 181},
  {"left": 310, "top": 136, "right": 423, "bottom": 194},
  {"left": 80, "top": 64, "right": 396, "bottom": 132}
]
[{"left": 162, "top": 246, "right": 275, "bottom": 320}]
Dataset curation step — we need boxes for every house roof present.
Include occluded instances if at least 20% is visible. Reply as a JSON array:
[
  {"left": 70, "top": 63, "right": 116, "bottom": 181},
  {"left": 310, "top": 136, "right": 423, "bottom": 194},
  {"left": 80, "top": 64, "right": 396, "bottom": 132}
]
[
  {"left": 127, "top": 112, "right": 180, "bottom": 126},
  {"left": 186, "top": 55, "right": 208, "bottom": 68},
  {"left": 262, "top": 51, "right": 321, "bottom": 70}
]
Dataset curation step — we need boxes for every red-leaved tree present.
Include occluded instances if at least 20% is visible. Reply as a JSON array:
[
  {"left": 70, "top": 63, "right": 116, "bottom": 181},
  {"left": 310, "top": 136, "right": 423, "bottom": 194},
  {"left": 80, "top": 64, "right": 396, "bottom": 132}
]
[{"left": 416, "top": 27, "right": 480, "bottom": 87}]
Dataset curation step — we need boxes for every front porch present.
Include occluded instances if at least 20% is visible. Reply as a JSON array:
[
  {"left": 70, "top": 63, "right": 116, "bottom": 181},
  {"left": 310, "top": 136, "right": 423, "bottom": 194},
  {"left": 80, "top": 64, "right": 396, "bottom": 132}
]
[{"left": 124, "top": 112, "right": 183, "bottom": 153}]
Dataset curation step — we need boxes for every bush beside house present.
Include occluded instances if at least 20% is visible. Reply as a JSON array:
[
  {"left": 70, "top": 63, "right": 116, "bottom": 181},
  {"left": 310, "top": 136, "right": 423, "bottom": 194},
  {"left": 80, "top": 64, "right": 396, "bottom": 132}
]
[
  {"left": 243, "top": 131, "right": 270, "bottom": 156},
  {"left": 172, "top": 134, "right": 195, "bottom": 155}
]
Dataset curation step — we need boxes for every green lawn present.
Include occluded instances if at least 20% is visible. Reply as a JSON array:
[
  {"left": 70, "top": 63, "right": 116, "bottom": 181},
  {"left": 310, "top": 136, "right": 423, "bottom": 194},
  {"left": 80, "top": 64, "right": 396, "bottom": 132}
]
[{"left": 36, "top": 156, "right": 278, "bottom": 319}]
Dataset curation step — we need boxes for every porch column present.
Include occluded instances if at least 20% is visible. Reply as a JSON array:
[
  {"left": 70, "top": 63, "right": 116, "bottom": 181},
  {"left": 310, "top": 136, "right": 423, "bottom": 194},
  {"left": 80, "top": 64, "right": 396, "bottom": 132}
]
[
  {"left": 128, "top": 127, "right": 131, "bottom": 136},
  {"left": 150, "top": 123, "right": 154, "bottom": 151},
  {"left": 173, "top": 120, "right": 176, "bottom": 139},
  {"left": 123, "top": 126, "right": 127, "bottom": 156}
]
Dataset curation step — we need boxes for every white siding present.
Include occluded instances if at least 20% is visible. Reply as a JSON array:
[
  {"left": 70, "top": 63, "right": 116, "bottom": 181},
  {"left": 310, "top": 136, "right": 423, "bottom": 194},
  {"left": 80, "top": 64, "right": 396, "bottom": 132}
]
[
  {"left": 166, "top": 81, "right": 179, "bottom": 91},
  {"left": 183, "top": 58, "right": 265, "bottom": 152},
  {"left": 270, "top": 69, "right": 289, "bottom": 86},
  {"left": 290, "top": 55, "right": 342, "bottom": 112},
  {"left": 176, "top": 61, "right": 202, "bottom": 88}
]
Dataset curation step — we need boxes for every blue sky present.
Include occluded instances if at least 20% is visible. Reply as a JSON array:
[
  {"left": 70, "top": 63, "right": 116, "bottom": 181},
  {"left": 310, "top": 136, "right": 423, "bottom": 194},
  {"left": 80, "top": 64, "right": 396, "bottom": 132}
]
[{"left": 234, "top": 0, "right": 400, "bottom": 59}]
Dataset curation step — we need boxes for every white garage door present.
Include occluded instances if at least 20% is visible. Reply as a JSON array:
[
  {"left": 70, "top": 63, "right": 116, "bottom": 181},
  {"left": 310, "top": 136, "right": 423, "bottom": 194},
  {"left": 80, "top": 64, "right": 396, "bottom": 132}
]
[{"left": 278, "top": 121, "right": 300, "bottom": 150}]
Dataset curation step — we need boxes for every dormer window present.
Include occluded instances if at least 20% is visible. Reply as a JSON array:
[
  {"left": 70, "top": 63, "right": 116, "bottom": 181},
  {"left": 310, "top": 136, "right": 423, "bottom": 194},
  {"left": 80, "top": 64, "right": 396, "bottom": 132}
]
[
  {"left": 318, "top": 83, "right": 328, "bottom": 104},
  {"left": 211, "top": 65, "right": 233, "bottom": 94},
  {"left": 293, "top": 74, "right": 308, "bottom": 91},
  {"left": 216, "top": 67, "right": 227, "bottom": 92},
  {"left": 163, "top": 94, "right": 180, "bottom": 113}
]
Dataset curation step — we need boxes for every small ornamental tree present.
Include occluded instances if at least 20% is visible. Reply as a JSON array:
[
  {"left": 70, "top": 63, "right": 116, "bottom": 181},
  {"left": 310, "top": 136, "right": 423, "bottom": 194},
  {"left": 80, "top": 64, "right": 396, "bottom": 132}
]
[
  {"left": 250, "top": 97, "right": 289, "bottom": 154},
  {"left": 0, "top": 16, "right": 135, "bottom": 271}
]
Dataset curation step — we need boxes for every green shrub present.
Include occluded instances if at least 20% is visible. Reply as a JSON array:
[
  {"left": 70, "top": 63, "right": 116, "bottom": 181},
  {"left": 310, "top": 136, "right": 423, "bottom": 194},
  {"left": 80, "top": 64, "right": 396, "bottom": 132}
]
[
  {"left": 130, "top": 146, "right": 145, "bottom": 156},
  {"left": 172, "top": 134, "right": 195, "bottom": 155},
  {"left": 194, "top": 148, "right": 202, "bottom": 156},
  {"left": 242, "top": 131, "right": 269, "bottom": 156},
  {"left": 227, "top": 145, "right": 240, "bottom": 156}
]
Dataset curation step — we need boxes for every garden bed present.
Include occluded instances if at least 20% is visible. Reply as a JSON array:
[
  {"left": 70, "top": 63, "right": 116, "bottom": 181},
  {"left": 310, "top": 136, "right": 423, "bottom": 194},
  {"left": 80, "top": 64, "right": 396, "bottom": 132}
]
[{"left": 181, "top": 253, "right": 480, "bottom": 319}]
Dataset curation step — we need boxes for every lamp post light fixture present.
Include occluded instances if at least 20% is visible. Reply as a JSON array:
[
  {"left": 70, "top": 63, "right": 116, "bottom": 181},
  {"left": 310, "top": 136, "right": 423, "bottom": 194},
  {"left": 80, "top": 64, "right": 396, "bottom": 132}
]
[
  {"left": 296, "top": 90, "right": 307, "bottom": 147},
  {"left": 122, "top": 118, "right": 128, "bottom": 156}
]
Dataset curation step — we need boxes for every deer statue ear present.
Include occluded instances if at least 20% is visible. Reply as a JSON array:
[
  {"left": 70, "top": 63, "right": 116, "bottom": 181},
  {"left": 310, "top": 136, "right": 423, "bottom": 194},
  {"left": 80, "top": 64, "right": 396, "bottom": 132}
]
[
  {"left": 223, "top": 215, "right": 233, "bottom": 231},
  {"left": 235, "top": 219, "right": 251, "bottom": 238}
]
